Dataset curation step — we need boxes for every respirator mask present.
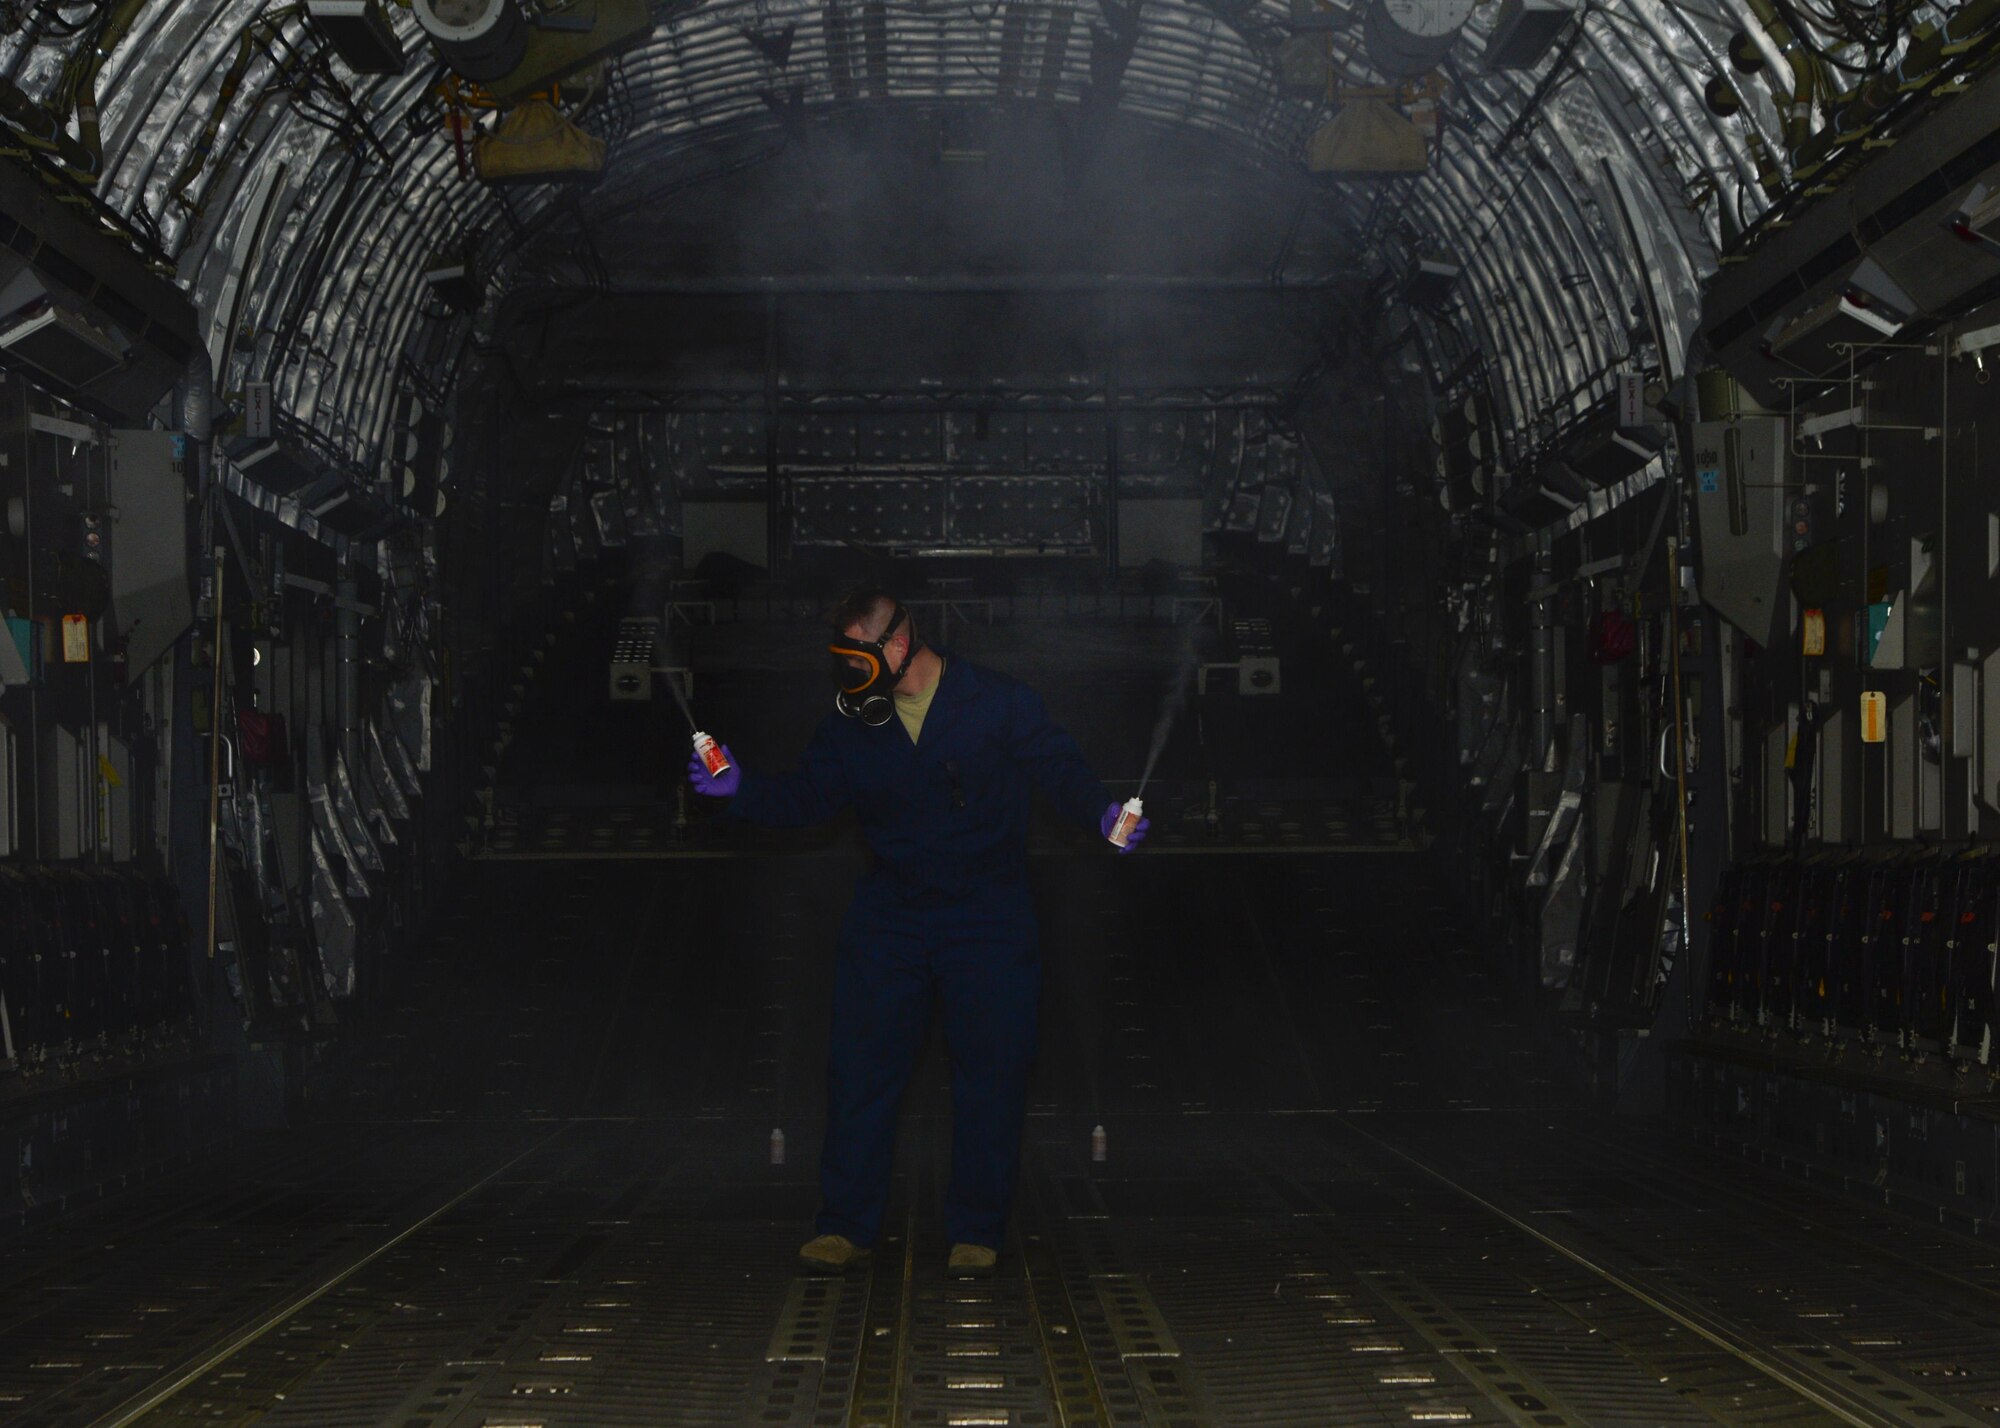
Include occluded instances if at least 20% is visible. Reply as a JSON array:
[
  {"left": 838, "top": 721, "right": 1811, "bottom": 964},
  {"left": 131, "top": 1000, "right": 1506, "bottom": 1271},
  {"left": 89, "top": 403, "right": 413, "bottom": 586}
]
[{"left": 828, "top": 603, "right": 919, "bottom": 726}]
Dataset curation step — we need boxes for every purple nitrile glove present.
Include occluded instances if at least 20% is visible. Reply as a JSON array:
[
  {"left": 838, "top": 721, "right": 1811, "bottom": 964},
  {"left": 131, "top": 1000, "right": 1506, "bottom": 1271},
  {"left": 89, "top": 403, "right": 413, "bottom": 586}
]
[
  {"left": 1099, "top": 802, "right": 1151, "bottom": 854},
  {"left": 687, "top": 745, "right": 742, "bottom": 798}
]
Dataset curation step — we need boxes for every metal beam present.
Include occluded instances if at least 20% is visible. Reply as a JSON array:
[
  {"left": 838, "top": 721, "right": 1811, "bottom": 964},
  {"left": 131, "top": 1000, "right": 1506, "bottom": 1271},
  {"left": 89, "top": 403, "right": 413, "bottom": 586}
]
[
  {"left": 553, "top": 388, "right": 1296, "bottom": 410},
  {"left": 527, "top": 274, "right": 1349, "bottom": 297}
]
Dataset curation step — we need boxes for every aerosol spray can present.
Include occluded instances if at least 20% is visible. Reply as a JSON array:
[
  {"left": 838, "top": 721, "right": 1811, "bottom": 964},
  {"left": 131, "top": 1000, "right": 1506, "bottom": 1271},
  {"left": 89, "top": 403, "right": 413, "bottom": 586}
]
[
  {"left": 692, "top": 731, "right": 732, "bottom": 779},
  {"left": 1107, "top": 797, "right": 1144, "bottom": 849}
]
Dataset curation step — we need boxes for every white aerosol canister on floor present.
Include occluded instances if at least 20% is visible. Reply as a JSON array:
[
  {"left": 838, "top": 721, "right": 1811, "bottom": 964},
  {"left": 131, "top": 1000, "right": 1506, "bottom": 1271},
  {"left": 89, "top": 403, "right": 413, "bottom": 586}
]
[
  {"left": 1107, "top": 797, "right": 1144, "bottom": 848},
  {"left": 1091, "top": 1125, "right": 1107, "bottom": 1163},
  {"left": 693, "top": 731, "right": 732, "bottom": 778},
  {"left": 770, "top": 1128, "right": 786, "bottom": 1165}
]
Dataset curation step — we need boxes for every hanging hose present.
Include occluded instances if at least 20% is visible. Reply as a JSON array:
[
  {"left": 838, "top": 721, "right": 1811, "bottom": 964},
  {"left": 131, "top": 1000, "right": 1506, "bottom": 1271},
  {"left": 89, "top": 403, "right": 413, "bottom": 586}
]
[
  {"left": 169, "top": 15, "right": 293, "bottom": 215},
  {"left": 0, "top": 72, "right": 60, "bottom": 149},
  {"left": 168, "top": 5, "right": 404, "bottom": 227},
  {"left": 1739, "top": 123, "right": 1789, "bottom": 200},
  {"left": 48, "top": 0, "right": 148, "bottom": 186},
  {"left": 1743, "top": 0, "right": 1824, "bottom": 152},
  {"left": 1794, "top": 0, "right": 2000, "bottom": 177},
  {"left": 0, "top": 69, "right": 95, "bottom": 176}
]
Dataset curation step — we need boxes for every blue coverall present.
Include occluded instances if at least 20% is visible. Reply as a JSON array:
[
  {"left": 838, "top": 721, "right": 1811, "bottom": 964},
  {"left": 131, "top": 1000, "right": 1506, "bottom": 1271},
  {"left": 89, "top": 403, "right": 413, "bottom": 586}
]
[{"left": 730, "top": 653, "right": 1110, "bottom": 1250}]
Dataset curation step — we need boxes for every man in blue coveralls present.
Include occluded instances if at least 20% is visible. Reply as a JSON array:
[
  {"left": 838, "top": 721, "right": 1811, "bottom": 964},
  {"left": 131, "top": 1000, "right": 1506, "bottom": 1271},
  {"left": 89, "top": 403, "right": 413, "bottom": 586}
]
[{"left": 686, "top": 588, "right": 1149, "bottom": 1279}]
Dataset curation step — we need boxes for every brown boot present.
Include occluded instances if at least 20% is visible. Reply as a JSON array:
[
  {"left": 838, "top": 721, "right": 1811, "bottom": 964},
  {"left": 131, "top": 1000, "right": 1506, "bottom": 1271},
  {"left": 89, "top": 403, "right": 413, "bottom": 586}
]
[
  {"left": 798, "top": 1233, "right": 872, "bottom": 1274},
  {"left": 946, "top": 1242, "right": 998, "bottom": 1279}
]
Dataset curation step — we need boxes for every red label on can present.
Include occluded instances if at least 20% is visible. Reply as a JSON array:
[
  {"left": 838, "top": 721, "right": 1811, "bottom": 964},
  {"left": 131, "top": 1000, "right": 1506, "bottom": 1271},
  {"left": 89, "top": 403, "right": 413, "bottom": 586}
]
[{"left": 701, "top": 740, "right": 731, "bottom": 776}]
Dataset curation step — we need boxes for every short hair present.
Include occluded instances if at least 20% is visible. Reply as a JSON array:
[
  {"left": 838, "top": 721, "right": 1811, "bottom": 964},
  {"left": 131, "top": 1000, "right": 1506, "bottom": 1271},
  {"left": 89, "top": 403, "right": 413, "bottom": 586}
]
[{"left": 829, "top": 586, "right": 914, "bottom": 642}]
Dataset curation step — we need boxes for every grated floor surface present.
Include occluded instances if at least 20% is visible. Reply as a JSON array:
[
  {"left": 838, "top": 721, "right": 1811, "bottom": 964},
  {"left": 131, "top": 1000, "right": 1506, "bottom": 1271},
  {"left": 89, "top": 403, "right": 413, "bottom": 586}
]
[{"left": 6, "top": 856, "right": 2000, "bottom": 1426}]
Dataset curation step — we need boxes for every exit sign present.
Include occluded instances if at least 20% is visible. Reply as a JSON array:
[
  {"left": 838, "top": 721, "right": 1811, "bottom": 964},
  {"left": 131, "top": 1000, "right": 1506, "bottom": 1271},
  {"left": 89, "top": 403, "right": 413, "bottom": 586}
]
[
  {"left": 1616, "top": 373, "right": 1645, "bottom": 429},
  {"left": 245, "top": 380, "right": 273, "bottom": 440}
]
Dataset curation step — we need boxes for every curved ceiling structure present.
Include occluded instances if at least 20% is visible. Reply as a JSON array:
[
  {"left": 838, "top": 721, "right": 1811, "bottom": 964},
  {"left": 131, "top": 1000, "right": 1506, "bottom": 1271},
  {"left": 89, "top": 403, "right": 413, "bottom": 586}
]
[
  {"left": 0, "top": 0, "right": 1966, "bottom": 489},
  {"left": 0, "top": 0, "right": 1987, "bottom": 1021}
]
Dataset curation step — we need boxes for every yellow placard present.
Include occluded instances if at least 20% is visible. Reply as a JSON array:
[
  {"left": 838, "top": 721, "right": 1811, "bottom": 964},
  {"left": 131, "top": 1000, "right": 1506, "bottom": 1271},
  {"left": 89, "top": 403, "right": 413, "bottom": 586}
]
[
  {"left": 1802, "top": 608, "right": 1826, "bottom": 656},
  {"left": 97, "top": 754, "right": 123, "bottom": 789},
  {"left": 1860, "top": 689, "right": 1888, "bottom": 744},
  {"left": 60, "top": 614, "right": 88, "bottom": 663}
]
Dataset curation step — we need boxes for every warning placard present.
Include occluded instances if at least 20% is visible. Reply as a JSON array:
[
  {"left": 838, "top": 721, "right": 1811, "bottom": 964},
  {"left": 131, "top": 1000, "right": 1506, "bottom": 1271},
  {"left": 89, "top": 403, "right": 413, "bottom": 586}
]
[
  {"left": 1860, "top": 689, "right": 1887, "bottom": 744},
  {"left": 60, "top": 614, "right": 88, "bottom": 664}
]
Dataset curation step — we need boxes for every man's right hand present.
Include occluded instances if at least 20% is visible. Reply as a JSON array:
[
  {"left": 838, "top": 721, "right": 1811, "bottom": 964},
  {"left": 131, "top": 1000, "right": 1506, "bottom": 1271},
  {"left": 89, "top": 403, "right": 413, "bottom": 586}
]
[{"left": 687, "top": 746, "right": 742, "bottom": 798}]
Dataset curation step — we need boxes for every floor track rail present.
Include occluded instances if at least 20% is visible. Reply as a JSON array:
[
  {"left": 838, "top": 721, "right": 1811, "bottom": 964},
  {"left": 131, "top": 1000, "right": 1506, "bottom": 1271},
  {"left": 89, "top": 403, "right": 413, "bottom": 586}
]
[
  {"left": 1021, "top": 1235, "right": 1116, "bottom": 1428},
  {"left": 81, "top": 1129, "right": 565, "bottom": 1428},
  {"left": 1331, "top": 1116, "right": 1975, "bottom": 1428}
]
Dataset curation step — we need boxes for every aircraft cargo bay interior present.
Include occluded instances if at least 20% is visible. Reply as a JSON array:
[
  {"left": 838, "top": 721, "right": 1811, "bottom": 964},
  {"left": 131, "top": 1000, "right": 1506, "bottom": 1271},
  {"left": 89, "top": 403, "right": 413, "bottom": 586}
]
[{"left": 6, "top": 1, "right": 2000, "bottom": 1424}]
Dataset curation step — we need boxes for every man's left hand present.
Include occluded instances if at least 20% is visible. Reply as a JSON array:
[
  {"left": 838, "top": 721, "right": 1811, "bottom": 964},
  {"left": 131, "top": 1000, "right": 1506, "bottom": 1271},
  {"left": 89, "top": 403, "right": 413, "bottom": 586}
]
[
  {"left": 1101, "top": 802, "right": 1150, "bottom": 854},
  {"left": 688, "top": 746, "right": 742, "bottom": 798}
]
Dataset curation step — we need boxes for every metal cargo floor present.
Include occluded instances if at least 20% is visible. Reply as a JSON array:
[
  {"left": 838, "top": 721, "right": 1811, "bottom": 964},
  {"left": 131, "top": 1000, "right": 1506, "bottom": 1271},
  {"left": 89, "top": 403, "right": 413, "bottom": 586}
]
[{"left": 6, "top": 856, "right": 2000, "bottom": 1427}]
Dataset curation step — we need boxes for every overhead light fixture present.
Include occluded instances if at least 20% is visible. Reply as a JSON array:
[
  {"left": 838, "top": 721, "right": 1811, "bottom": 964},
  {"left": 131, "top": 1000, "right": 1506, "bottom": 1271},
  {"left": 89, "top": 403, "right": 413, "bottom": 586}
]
[
  {"left": 1286, "top": 0, "right": 1344, "bottom": 32},
  {"left": 423, "top": 250, "right": 482, "bottom": 313},
  {"left": 1948, "top": 182, "right": 2000, "bottom": 256},
  {"left": 1949, "top": 320, "right": 2000, "bottom": 361},
  {"left": 1562, "top": 427, "right": 1661, "bottom": 484},
  {"left": 225, "top": 433, "right": 329, "bottom": 497},
  {"left": 1846, "top": 255, "right": 1915, "bottom": 316},
  {"left": 1767, "top": 290, "right": 1903, "bottom": 363},
  {"left": 305, "top": 479, "right": 399, "bottom": 541},
  {"left": 1497, "top": 479, "right": 1575, "bottom": 527},
  {"left": 1538, "top": 462, "right": 1589, "bottom": 505},
  {"left": 1404, "top": 254, "right": 1460, "bottom": 309},
  {"left": 305, "top": 0, "right": 406, "bottom": 74},
  {"left": 0, "top": 145, "right": 201, "bottom": 423},
  {"left": 1797, "top": 405, "right": 1863, "bottom": 440},
  {"left": 1279, "top": 34, "right": 1331, "bottom": 95},
  {"left": 0, "top": 299, "right": 127, "bottom": 389},
  {"left": 1483, "top": 0, "right": 1572, "bottom": 70}
]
